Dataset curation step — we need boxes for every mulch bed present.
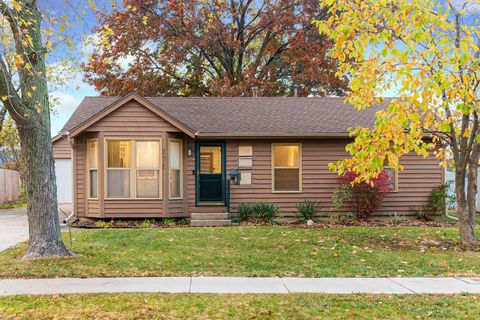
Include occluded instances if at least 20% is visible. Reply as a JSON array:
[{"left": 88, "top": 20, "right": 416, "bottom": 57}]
[{"left": 71, "top": 217, "right": 458, "bottom": 229}]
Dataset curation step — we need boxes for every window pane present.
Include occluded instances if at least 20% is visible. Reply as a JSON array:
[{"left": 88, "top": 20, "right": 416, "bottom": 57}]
[
  {"left": 274, "top": 168, "right": 299, "bottom": 191},
  {"left": 108, "top": 141, "right": 130, "bottom": 168},
  {"left": 239, "top": 146, "right": 253, "bottom": 156},
  {"left": 107, "top": 169, "right": 130, "bottom": 198},
  {"left": 136, "top": 170, "right": 159, "bottom": 198},
  {"left": 170, "top": 169, "right": 181, "bottom": 198},
  {"left": 89, "top": 170, "right": 97, "bottom": 198},
  {"left": 274, "top": 145, "right": 299, "bottom": 167},
  {"left": 88, "top": 140, "right": 98, "bottom": 169},
  {"left": 169, "top": 140, "right": 181, "bottom": 170},
  {"left": 200, "top": 146, "right": 222, "bottom": 174},
  {"left": 239, "top": 157, "right": 252, "bottom": 167},
  {"left": 385, "top": 168, "right": 397, "bottom": 191},
  {"left": 136, "top": 141, "right": 159, "bottom": 168}
]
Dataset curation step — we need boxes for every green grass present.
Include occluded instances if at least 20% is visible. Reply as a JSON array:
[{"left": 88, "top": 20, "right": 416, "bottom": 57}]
[
  {"left": 0, "top": 202, "right": 26, "bottom": 210},
  {"left": 0, "top": 293, "right": 479, "bottom": 319},
  {"left": 0, "top": 226, "right": 479, "bottom": 278}
]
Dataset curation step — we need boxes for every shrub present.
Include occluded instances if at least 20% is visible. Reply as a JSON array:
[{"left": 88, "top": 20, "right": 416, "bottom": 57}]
[
  {"left": 163, "top": 218, "right": 176, "bottom": 225},
  {"left": 139, "top": 219, "right": 155, "bottom": 228},
  {"left": 332, "top": 170, "right": 393, "bottom": 219},
  {"left": 237, "top": 202, "right": 255, "bottom": 221},
  {"left": 414, "top": 183, "right": 450, "bottom": 220},
  {"left": 296, "top": 199, "right": 325, "bottom": 222},
  {"left": 177, "top": 218, "right": 189, "bottom": 225},
  {"left": 252, "top": 202, "right": 280, "bottom": 224},
  {"left": 95, "top": 220, "right": 113, "bottom": 228}
]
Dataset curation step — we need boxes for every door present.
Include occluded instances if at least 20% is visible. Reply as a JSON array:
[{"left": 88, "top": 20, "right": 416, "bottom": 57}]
[
  {"left": 196, "top": 142, "right": 226, "bottom": 204},
  {"left": 55, "top": 159, "right": 72, "bottom": 204}
]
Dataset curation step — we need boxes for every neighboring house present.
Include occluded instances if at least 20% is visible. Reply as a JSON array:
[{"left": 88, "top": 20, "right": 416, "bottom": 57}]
[
  {"left": 52, "top": 93, "right": 444, "bottom": 225},
  {"left": 445, "top": 167, "right": 480, "bottom": 211},
  {"left": 52, "top": 134, "right": 73, "bottom": 204}
]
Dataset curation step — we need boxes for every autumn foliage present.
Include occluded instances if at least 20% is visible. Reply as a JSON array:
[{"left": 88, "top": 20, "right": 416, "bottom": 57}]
[
  {"left": 84, "top": 0, "right": 348, "bottom": 96},
  {"left": 336, "top": 171, "right": 393, "bottom": 219}
]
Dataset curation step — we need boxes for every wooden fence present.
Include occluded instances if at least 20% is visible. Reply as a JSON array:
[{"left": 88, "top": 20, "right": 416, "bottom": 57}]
[{"left": 0, "top": 168, "right": 21, "bottom": 203}]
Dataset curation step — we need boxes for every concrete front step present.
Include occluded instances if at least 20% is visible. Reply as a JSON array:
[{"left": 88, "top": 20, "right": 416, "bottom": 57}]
[
  {"left": 191, "top": 212, "right": 229, "bottom": 220},
  {"left": 190, "top": 219, "right": 232, "bottom": 227}
]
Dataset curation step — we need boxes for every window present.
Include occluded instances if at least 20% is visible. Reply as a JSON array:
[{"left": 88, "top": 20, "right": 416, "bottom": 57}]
[
  {"left": 106, "top": 140, "right": 161, "bottom": 198},
  {"left": 199, "top": 146, "right": 222, "bottom": 174},
  {"left": 87, "top": 139, "right": 98, "bottom": 198},
  {"left": 239, "top": 145, "right": 253, "bottom": 167},
  {"left": 384, "top": 167, "right": 398, "bottom": 192},
  {"left": 272, "top": 144, "right": 301, "bottom": 192},
  {"left": 136, "top": 141, "right": 160, "bottom": 198},
  {"left": 169, "top": 139, "right": 182, "bottom": 199},
  {"left": 107, "top": 140, "right": 131, "bottom": 198}
]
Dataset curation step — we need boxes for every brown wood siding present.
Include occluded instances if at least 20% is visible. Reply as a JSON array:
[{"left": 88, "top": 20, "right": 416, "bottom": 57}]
[
  {"left": 74, "top": 135, "right": 86, "bottom": 217},
  {"left": 52, "top": 136, "right": 71, "bottom": 159},
  {"left": 221, "top": 139, "right": 443, "bottom": 218},
  {"left": 86, "top": 100, "right": 180, "bottom": 136},
  {"left": 103, "top": 200, "right": 163, "bottom": 217},
  {"left": 87, "top": 199, "right": 100, "bottom": 217}
]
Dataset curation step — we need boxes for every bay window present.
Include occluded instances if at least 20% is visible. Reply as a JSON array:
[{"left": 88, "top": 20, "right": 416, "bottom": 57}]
[
  {"left": 87, "top": 139, "right": 98, "bottom": 198},
  {"left": 272, "top": 144, "right": 301, "bottom": 192},
  {"left": 106, "top": 139, "right": 161, "bottom": 199},
  {"left": 169, "top": 139, "right": 183, "bottom": 199}
]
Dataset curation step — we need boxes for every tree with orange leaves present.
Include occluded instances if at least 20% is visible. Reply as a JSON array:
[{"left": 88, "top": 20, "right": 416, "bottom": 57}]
[{"left": 84, "top": 0, "right": 347, "bottom": 97}]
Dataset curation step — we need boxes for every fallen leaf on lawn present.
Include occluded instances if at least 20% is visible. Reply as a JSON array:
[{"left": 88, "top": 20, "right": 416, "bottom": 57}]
[{"left": 333, "top": 253, "right": 342, "bottom": 257}]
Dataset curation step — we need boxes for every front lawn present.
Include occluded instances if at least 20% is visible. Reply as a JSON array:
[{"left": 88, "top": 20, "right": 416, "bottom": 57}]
[
  {"left": 0, "top": 226, "right": 478, "bottom": 278},
  {"left": 1, "top": 293, "right": 479, "bottom": 319}
]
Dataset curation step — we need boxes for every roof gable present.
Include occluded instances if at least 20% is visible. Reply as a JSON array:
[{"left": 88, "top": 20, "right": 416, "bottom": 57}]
[{"left": 67, "top": 93, "right": 195, "bottom": 138}]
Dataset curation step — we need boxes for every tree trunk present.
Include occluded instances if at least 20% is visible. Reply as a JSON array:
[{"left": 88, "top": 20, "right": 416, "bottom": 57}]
[
  {"left": 18, "top": 118, "right": 75, "bottom": 259},
  {"left": 455, "top": 165, "right": 477, "bottom": 249}
]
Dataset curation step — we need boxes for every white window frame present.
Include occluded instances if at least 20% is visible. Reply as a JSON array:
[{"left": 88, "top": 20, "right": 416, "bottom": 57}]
[
  {"left": 271, "top": 143, "right": 302, "bottom": 193},
  {"left": 238, "top": 145, "right": 253, "bottom": 168},
  {"left": 87, "top": 139, "right": 98, "bottom": 199},
  {"left": 104, "top": 138, "right": 162, "bottom": 200},
  {"left": 168, "top": 138, "right": 183, "bottom": 199}
]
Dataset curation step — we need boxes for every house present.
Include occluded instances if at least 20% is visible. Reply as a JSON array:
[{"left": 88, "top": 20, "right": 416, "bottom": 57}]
[{"left": 52, "top": 93, "right": 444, "bottom": 225}]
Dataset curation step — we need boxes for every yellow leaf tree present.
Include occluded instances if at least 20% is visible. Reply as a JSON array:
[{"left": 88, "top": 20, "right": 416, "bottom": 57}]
[{"left": 317, "top": 0, "right": 479, "bottom": 248}]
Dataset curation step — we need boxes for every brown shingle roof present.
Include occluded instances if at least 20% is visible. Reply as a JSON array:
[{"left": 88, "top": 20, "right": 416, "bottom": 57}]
[{"left": 61, "top": 96, "right": 389, "bottom": 136}]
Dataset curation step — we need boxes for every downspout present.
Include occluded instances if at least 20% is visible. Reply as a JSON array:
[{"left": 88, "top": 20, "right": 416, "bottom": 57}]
[{"left": 445, "top": 205, "right": 458, "bottom": 221}]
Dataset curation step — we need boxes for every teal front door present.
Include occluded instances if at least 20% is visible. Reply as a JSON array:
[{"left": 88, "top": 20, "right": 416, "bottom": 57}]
[{"left": 195, "top": 142, "right": 226, "bottom": 204}]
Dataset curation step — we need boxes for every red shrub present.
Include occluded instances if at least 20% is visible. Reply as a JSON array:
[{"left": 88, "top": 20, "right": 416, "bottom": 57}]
[{"left": 337, "top": 171, "right": 393, "bottom": 219}]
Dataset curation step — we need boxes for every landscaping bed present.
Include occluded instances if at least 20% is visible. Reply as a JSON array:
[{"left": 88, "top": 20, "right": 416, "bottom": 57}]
[
  {"left": 0, "top": 226, "right": 478, "bottom": 278},
  {"left": 0, "top": 293, "right": 479, "bottom": 319}
]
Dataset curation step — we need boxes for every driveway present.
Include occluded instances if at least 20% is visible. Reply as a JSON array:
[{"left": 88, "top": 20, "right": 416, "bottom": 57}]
[{"left": 0, "top": 206, "right": 28, "bottom": 252}]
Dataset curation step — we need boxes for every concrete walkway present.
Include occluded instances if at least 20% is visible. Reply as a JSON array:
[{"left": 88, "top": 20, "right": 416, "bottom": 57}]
[
  {"left": 0, "top": 207, "right": 28, "bottom": 252},
  {"left": 1, "top": 277, "right": 479, "bottom": 296}
]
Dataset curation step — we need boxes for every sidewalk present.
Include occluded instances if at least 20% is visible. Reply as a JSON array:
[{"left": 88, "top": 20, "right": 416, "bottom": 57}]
[{"left": 1, "top": 277, "right": 479, "bottom": 296}]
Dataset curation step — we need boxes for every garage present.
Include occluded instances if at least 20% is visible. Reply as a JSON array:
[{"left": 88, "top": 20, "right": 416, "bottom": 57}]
[
  {"left": 55, "top": 159, "right": 72, "bottom": 204},
  {"left": 52, "top": 134, "right": 73, "bottom": 204}
]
